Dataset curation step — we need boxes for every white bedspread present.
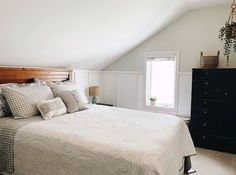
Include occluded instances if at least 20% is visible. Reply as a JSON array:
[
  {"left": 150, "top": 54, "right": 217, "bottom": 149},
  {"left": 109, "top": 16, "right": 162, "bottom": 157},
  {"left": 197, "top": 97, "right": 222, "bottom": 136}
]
[{"left": 14, "top": 105, "right": 196, "bottom": 175}]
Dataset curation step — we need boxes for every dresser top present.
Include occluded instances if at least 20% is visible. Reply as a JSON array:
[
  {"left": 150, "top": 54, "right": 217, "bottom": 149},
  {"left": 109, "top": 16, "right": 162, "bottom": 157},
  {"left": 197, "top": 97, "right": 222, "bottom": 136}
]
[{"left": 192, "top": 68, "right": 236, "bottom": 71}]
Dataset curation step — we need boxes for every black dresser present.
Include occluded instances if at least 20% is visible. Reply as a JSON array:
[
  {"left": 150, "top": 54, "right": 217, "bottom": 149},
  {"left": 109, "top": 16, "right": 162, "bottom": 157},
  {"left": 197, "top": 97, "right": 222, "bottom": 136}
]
[{"left": 190, "top": 69, "right": 236, "bottom": 154}]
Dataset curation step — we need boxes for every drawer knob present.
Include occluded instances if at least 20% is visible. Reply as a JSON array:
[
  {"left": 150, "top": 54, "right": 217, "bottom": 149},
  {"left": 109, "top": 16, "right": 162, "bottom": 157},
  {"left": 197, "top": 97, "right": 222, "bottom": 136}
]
[
  {"left": 225, "top": 92, "right": 228, "bottom": 96},
  {"left": 205, "top": 82, "right": 208, "bottom": 85},
  {"left": 204, "top": 92, "right": 208, "bottom": 95},
  {"left": 202, "top": 136, "right": 207, "bottom": 139},
  {"left": 204, "top": 101, "right": 208, "bottom": 104},
  {"left": 203, "top": 123, "right": 207, "bottom": 126},
  {"left": 204, "top": 111, "right": 208, "bottom": 114}
]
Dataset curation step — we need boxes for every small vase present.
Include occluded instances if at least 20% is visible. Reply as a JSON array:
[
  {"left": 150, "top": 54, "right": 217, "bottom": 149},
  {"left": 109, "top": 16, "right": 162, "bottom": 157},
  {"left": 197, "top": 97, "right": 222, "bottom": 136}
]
[{"left": 150, "top": 101, "right": 156, "bottom": 106}]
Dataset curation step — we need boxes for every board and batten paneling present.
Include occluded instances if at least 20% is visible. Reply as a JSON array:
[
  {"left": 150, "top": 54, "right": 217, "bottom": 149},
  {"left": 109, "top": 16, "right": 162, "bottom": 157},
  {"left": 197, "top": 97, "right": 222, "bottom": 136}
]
[
  {"left": 100, "top": 73, "right": 118, "bottom": 106},
  {"left": 117, "top": 73, "right": 142, "bottom": 109},
  {"left": 177, "top": 72, "right": 192, "bottom": 117},
  {"left": 100, "top": 72, "right": 143, "bottom": 109},
  {"left": 74, "top": 70, "right": 100, "bottom": 103},
  {"left": 100, "top": 71, "right": 192, "bottom": 117}
]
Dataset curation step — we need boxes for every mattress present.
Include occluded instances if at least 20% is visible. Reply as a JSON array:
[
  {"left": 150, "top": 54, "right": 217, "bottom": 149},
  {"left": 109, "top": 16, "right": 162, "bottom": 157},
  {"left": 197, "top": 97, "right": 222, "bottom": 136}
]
[{"left": 1, "top": 105, "right": 196, "bottom": 175}]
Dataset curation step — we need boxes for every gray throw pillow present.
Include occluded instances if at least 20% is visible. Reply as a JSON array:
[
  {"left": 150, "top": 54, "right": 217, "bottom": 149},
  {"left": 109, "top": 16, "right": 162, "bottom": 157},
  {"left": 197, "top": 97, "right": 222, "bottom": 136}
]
[
  {"left": 48, "top": 81, "right": 89, "bottom": 104},
  {"left": 54, "top": 90, "right": 88, "bottom": 113},
  {"left": 0, "top": 94, "right": 12, "bottom": 117},
  {"left": 37, "top": 97, "right": 67, "bottom": 120}
]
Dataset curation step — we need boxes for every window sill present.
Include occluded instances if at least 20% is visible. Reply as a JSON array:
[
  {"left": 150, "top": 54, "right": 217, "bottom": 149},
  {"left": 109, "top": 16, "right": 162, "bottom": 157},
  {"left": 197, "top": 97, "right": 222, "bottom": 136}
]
[{"left": 144, "top": 105, "right": 177, "bottom": 115}]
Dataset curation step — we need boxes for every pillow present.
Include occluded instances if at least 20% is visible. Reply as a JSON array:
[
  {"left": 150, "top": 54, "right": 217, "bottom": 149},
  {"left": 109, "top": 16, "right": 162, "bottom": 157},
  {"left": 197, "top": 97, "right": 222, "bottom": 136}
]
[
  {"left": 34, "top": 78, "right": 47, "bottom": 85},
  {"left": 0, "top": 83, "right": 18, "bottom": 94},
  {"left": 54, "top": 90, "right": 88, "bottom": 113},
  {"left": 37, "top": 97, "right": 67, "bottom": 120},
  {"left": 2, "top": 85, "right": 54, "bottom": 119},
  {"left": 47, "top": 81, "right": 77, "bottom": 91},
  {"left": 0, "top": 94, "right": 12, "bottom": 117},
  {"left": 48, "top": 81, "right": 88, "bottom": 104},
  {"left": 7, "top": 84, "right": 54, "bottom": 101}
]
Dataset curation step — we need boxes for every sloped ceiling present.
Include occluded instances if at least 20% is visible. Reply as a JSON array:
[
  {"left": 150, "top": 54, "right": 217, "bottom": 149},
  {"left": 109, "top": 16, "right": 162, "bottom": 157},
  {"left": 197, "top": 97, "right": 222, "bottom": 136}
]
[{"left": 0, "top": 0, "right": 231, "bottom": 70}]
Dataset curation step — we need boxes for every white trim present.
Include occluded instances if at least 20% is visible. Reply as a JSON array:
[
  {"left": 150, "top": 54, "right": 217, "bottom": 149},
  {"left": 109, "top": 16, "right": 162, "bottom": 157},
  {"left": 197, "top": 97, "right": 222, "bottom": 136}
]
[
  {"left": 144, "top": 51, "right": 179, "bottom": 58},
  {"left": 144, "top": 51, "right": 180, "bottom": 115},
  {"left": 77, "top": 70, "right": 101, "bottom": 73},
  {"left": 178, "top": 72, "right": 192, "bottom": 76},
  {"left": 101, "top": 71, "right": 143, "bottom": 74}
]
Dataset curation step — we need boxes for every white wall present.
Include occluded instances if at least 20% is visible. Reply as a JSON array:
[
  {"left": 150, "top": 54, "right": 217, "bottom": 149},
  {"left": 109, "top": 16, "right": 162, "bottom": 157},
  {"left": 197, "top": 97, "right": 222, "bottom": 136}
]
[
  {"left": 75, "top": 6, "right": 235, "bottom": 117},
  {"left": 100, "top": 71, "right": 143, "bottom": 109},
  {"left": 74, "top": 70, "right": 100, "bottom": 103},
  {"left": 101, "top": 6, "right": 236, "bottom": 117},
  {"left": 100, "top": 71, "right": 192, "bottom": 117},
  {"left": 105, "top": 5, "right": 235, "bottom": 72},
  {"left": 72, "top": 69, "right": 193, "bottom": 117}
]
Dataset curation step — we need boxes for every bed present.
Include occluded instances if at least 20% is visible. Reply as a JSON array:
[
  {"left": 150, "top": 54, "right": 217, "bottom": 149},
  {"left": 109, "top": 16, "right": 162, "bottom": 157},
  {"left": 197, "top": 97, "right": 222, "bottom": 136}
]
[{"left": 0, "top": 67, "right": 196, "bottom": 175}]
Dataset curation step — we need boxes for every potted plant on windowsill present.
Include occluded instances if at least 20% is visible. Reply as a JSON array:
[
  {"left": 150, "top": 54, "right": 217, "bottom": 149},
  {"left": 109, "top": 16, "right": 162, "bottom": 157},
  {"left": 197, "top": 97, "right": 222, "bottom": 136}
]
[{"left": 150, "top": 97, "right": 157, "bottom": 106}]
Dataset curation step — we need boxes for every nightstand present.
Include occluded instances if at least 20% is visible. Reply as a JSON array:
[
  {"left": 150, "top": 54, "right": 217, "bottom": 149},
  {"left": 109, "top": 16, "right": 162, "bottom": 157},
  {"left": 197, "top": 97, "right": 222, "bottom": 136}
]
[
  {"left": 96, "top": 103, "right": 114, "bottom": 107},
  {"left": 178, "top": 116, "right": 190, "bottom": 126}
]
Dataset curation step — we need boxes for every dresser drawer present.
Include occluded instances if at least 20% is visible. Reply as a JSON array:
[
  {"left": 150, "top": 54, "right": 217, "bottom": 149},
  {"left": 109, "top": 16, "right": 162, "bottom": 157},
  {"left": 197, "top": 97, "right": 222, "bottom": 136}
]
[
  {"left": 191, "top": 132, "right": 236, "bottom": 153},
  {"left": 190, "top": 117, "right": 215, "bottom": 133},
  {"left": 193, "top": 70, "right": 218, "bottom": 80},
  {"left": 192, "top": 99, "right": 219, "bottom": 109},
  {"left": 192, "top": 90, "right": 219, "bottom": 100},
  {"left": 219, "top": 69, "right": 236, "bottom": 83},
  {"left": 191, "top": 109, "right": 216, "bottom": 119},
  {"left": 192, "top": 80, "right": 218, "bottom": 89}
]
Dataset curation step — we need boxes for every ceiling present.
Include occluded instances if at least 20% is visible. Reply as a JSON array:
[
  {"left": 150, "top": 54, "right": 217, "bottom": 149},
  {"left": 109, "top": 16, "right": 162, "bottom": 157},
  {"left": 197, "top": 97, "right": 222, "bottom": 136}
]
[
  {"left": 187, "top": 0, "right": 230, "bottom": 9},
  {"left": 0, "top": 0, "right": 231, "bottom": 70}
]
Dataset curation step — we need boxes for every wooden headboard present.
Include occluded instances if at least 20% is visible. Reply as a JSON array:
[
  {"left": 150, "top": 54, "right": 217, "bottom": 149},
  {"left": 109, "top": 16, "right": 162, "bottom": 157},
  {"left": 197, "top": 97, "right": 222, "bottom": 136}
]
[{"left": 0, "top": 67, "right": 74, "bottom": 84}]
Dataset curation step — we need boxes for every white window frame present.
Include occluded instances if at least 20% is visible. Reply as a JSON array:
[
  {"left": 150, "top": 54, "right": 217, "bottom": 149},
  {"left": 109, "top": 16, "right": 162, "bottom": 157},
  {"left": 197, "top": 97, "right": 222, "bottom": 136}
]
[{"left": 144, "top": 51, "right": 180, "bottom": 115}]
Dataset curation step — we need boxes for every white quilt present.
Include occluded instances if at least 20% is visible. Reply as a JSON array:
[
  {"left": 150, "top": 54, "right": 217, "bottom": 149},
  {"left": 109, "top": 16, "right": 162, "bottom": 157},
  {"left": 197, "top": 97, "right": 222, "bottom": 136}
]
[{"left": 14, "top": 105, "right": 196, "bottom": 175}]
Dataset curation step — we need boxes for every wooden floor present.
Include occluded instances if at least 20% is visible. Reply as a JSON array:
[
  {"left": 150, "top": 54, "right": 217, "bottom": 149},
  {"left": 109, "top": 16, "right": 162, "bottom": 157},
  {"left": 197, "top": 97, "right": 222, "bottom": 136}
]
[{"left": 192, "top": 148, "right": 236, "bottom": 175}]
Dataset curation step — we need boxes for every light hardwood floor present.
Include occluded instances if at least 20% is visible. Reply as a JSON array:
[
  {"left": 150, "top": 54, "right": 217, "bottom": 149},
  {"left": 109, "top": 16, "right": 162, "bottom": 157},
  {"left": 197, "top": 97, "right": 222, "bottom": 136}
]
[{"left": 192, "top": 148, "right": 236, "bottom": 175}]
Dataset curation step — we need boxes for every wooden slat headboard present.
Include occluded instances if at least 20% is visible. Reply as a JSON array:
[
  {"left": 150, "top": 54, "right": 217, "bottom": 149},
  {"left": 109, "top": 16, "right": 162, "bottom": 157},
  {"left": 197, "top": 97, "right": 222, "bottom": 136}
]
[{"left": 0, "top": 67, "right": 74, "bottom": 84}]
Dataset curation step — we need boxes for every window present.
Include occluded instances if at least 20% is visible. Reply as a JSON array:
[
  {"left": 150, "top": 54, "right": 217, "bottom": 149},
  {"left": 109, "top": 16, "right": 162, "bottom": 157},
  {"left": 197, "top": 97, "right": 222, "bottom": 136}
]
[{"left": 145, "top": 51, "right": 179, "bottom": 111}]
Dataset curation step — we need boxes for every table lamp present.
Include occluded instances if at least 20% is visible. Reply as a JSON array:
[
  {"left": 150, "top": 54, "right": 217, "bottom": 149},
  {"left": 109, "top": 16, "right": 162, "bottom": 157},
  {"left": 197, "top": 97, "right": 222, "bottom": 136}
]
[{"left": 89, "top": 86, "right": 100, "bottom": 104}]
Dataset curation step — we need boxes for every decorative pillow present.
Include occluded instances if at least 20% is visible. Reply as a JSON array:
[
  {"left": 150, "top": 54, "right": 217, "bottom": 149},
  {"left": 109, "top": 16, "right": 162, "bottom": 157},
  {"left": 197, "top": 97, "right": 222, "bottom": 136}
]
[
  {"left": 2, "top": 85, "right": 54, "bottom": 119},
  {"left": 0, "top": 94, "right": 12, "bottom": 117},
  {"left": 9, "top": 84, "right": 54, "bottom": 101},
  {"left": 54, "top": 90, "right": 88, "bottom": 113},
  {"left": 0, "top": 83, "right": 18, "bottom": 94},
  {"left": 48, "top": 81, "right": 88, "bottom": 104},
  {"left": 37, "top": 97, "right": 67, "bottom": 120},
  {"left": 34, "top": 78, "right": 47, "bottom": 85}
]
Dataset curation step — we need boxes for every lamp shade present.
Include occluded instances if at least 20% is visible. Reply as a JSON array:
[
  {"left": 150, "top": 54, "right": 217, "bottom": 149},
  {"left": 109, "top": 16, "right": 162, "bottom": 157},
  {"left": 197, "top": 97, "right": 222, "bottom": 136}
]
[{"left": 89, "top": 86, "right": 100, "bottom": 96}]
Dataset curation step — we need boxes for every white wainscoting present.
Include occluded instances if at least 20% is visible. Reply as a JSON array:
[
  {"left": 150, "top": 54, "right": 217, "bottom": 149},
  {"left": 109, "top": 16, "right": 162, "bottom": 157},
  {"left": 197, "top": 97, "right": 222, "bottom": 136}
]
[
  {"left": 177, "top": 72, "right": 192, "bottom": 117},
  {"left": 74, "top": 70, "right": 101, "bottom": 103},
  {"left": 100, "top": 71, "right": 143, "bottom": 109},
  {"left": 100, "top": 71, "right": 192, "bottom": 117}
]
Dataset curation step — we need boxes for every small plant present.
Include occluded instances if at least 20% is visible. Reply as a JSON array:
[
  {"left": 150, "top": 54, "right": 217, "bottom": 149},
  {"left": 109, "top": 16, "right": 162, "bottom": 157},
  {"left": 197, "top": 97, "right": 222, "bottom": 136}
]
[
  {"left": 150, "top": 97, "right": 157, "bottom": 106},
  {"left": 150, "top": 97, "right": 157, "bottom": 101}
]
